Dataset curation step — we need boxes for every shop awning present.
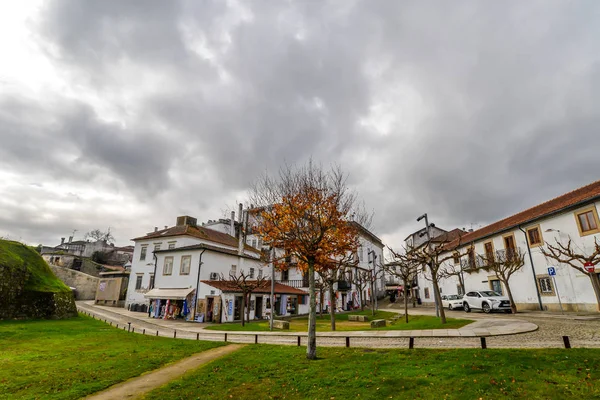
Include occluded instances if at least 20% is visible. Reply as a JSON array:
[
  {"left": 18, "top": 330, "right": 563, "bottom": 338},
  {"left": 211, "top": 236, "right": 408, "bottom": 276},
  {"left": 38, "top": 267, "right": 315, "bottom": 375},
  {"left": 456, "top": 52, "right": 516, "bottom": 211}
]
[{"left": 144, "top": 287, "right": 195, "bottom": 300}]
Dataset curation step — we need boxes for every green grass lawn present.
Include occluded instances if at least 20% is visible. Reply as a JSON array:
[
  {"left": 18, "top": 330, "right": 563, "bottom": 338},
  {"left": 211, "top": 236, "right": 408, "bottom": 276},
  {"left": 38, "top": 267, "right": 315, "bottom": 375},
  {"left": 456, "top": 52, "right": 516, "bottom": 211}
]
[
  {"left": 204, "top": 310, "right": 472, "bottom": 331},
  {"left": 143, "top": 345, "right": 600, "bottom": 400},
  {"left": 0, "top": 315, "right": 224, "bottom": 400}
]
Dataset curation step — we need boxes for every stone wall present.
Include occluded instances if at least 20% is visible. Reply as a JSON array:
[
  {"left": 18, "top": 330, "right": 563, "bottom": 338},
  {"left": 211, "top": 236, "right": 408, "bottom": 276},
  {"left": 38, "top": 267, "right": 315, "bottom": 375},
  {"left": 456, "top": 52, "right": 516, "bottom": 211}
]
[
  {"left": 49, "top": 265, "right": 99, "bottom": 300},
  {"left": 3, "top": 290, "right": 77, "bottom": 320}
]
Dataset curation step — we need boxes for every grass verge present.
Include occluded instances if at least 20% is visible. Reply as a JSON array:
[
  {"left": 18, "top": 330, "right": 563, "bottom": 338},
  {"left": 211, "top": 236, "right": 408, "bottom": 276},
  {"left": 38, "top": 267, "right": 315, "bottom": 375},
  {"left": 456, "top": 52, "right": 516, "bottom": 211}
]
[
  {"left": 144, "top": 345, "right": 600, "bottom": 400},
  {"left": 204, "top": 310, "right": 472, "bottom": 331},
  {"left": 0, "top": 315, "right": 224, "bottom": 400}
]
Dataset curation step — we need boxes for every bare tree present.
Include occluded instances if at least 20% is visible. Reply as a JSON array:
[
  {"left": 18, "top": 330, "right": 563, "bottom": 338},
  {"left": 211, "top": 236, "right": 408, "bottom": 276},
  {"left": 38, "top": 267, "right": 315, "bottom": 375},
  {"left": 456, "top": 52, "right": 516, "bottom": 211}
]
[
  {"left": 541, "top": 238, "right": 600, "bottom": 311},
  {"left": 349, "top": 266, "right": 370, "bottom": 311},
  {"left": 84, "top": 229, "right": 115, "bottom": 244},
  {"left": 384, "top": 246, "right": 421, "bottom": 323},
  {"left": 249, "top": 160, "right": 368, "bottom": 360},
  {"left": 220, "top": 270, "right": 267, "bottom": 326},
  {"left": 317, "top": 254, "right": 358, "bottom": 331},
  {"left": 440, "top": 253, "right": 466, "bottom": 295},
  {"left": 479, "top": 248, "right": 525, "bottom": 314}
]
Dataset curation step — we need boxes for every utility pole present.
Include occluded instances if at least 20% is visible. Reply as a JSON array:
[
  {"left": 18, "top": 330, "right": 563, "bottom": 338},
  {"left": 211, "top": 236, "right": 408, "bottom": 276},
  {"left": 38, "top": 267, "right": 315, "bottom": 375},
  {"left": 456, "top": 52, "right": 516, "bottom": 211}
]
[{"left": 269, "top": 246, "right": 275, "bottom": 332}]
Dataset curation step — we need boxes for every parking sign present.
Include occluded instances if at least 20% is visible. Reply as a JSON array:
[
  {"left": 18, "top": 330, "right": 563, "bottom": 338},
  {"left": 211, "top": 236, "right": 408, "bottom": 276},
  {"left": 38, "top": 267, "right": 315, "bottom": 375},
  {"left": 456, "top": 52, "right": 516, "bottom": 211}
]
[{"left": 547, "top": 267, "right": 556, "bottom": 276}]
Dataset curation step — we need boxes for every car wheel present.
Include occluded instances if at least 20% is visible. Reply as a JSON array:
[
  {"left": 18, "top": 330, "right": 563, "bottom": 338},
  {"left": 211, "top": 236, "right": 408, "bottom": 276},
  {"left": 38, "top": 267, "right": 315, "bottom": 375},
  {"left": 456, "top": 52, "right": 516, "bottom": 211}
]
[
  {"left": 464, "top": 303, "right": 471, "bottom": 313},
  {"left": 482, "top": 302, "right": 491, "bottom": 314},
  {"left": 449, "top": 304, "right": 453, "bottom": 311}
]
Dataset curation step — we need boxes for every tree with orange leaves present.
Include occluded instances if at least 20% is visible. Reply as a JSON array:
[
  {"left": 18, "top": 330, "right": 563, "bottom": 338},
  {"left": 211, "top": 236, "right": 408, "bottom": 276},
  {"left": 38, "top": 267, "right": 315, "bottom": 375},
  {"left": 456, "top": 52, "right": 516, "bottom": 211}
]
[{"left": 250, "top": 161, "right": 369, "bottom": 360}]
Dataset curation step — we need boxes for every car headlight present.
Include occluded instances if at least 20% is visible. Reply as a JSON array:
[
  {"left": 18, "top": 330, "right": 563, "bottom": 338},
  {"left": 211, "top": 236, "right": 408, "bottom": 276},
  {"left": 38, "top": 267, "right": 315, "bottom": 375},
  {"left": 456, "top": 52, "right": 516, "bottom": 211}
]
[{"left": 490, "top": 299, "right": 499, "bottom": 302}]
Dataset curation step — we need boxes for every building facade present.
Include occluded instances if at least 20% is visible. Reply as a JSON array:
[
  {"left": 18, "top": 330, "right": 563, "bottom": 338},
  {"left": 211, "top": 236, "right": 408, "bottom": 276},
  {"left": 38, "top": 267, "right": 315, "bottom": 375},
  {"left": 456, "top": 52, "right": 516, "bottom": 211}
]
[{"left": 415, "top": 181, "right": 600, "bottom": 312}]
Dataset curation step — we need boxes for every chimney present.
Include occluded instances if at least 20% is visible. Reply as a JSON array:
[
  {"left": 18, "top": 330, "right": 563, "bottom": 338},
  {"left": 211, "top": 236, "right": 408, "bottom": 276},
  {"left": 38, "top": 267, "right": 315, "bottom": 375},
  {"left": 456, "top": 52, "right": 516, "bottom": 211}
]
[
  {"left": 61, "top": 237, "right": 65, "bottom": 245},
  {"left": 164, "top": 226, "right": 168, "bottom": 229},
  {"left": 238, "top": 203, "right": 244, "bottom": 255},
  {"left": 230, "top": 211, "right": 235, "bottom": 237},
  {"left": 154, "top": 227, "right": 158, "bottom": 232},
  {"left": 468, "top": 228, "right": 474, "bottom": 232},
  {"left": 68, "top": 236, "right": 73, "bottom": 243}
]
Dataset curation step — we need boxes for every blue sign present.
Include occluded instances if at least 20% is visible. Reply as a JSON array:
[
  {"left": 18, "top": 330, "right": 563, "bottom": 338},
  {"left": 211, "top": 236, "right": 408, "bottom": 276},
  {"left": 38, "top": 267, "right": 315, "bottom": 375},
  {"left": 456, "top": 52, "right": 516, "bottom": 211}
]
[{"left": 547, "top": 267, "right": 556, "bottom": 276}]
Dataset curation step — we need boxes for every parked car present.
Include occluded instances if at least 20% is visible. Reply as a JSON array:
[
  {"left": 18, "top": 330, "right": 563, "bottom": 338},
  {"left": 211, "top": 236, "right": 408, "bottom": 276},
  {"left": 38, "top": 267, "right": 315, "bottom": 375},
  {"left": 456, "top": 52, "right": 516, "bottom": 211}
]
[
  {"left": 441, "top": 294, "right": 464, "bottom": 310},
  {"left": 463, "top": 290, "right": 512, "bottom": 313}
]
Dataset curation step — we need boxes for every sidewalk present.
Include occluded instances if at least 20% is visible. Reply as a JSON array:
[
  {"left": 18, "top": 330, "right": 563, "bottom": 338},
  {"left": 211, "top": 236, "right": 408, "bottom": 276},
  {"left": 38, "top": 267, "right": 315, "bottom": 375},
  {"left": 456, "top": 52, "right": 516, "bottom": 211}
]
[{"left": 77, "top": 301, "right": 537, "bottom": 340}]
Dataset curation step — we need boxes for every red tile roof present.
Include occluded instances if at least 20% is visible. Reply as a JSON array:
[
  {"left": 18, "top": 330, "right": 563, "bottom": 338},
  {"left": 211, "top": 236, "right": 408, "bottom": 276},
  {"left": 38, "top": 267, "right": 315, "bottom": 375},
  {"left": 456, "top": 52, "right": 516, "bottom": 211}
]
[
  {"left": 201, "top": 280, "right": 307, "bottom": 295},
  {"left": 431, "top": 228, "right": 467, "bottom": 243},
  {"left": 446, "top": 180, "right": 600, "bottom": 248},
  {"left": 132, "top": 225, "right": 260, "bottom": 255}
]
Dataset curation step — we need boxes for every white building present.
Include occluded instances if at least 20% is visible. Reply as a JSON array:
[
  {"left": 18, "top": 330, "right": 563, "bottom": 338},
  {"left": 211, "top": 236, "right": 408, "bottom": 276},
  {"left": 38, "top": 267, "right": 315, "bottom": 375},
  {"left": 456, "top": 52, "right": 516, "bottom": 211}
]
[
  {"left": 415, "top": 181, "right": 600, "bottom": 312},
  {"left": 126, "top": 215, "right": 305, "bottom": 322}
]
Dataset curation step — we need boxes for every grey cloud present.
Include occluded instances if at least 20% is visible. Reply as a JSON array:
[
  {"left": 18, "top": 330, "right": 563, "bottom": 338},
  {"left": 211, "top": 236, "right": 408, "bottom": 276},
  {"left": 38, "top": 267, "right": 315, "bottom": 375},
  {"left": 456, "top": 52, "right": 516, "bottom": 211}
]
[{"left": 3, "top": 0, "right": 600, "bottom": 246}]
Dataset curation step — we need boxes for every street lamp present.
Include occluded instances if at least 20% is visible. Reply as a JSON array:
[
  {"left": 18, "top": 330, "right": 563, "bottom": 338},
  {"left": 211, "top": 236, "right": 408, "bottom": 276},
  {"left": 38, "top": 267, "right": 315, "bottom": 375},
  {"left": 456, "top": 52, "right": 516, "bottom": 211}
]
[{"left": 368, "top": 250, "right": 378, "bottom": 313}]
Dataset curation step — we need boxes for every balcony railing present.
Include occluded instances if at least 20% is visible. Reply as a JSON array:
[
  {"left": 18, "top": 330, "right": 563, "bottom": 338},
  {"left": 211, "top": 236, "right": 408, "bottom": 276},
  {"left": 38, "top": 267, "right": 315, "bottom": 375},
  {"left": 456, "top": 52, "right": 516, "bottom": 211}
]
[{"left": 276, "top": 279, "right": 309, "bottom": 288}]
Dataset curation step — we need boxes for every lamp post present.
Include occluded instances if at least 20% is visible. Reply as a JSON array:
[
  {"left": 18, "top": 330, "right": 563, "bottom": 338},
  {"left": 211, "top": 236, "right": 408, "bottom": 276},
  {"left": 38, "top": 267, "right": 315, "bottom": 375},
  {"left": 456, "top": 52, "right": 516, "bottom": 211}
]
[
  {"left": 368, "top": 250, "right": 378, "bottom": 313},
  {"left": 417, "top": 213, "right": 440, "bottom": 317}
]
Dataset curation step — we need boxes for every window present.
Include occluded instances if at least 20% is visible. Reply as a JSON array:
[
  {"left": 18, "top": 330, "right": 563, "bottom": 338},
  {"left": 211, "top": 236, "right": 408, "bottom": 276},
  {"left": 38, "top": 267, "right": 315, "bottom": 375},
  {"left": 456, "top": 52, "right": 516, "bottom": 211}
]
[
  {"left": 258, "top": 238, "right": 263, "bottom": 248},
  {"left": 249, "top": 268, "right": 255, "bottom": 278},
  {"left": 503, "top": 234, "right": 516, "bottom": 261},
  {"left": 526, "top": 226, "right": 543, "bottom": 247},
  {"left": 359, "top": 246, "right": 363, "bottom": 262},
  {"left": 490, "top": 279, "right": 502, "bottom": 294},
  {"left": 180, "top": 255, "right": 191, "bottom": 275},
  {"left": 537, "top": 276, "right": 554, "bottom": 295},
  {"left": 424, "top": 287, "right": 430, "bottom": 299},
  {"left": 484, "top": 241, "right": 495, "bottom": 264},
  {"left": 467, "top": 247, "right": 475, "bottom": 269},
  {"left": 258, "top": 269, "right": 263, "bottom": 279},
  {"left": 140, "top": 246, "right": 147, "bottom": 261},
  {"left": 163, "top": 256, "right": 173, "bottom": 275},
  {"left": 251, "top": 239, "right": 257, "bottom": 248},
  {"left": 575, "top": 207, "right": 600, "bottom": 236},
  {"left": 281, "top": 269, "right": 289, "bottom": 281},
  {"left": 230, "top": 264, "right": 237, "bottom": 276},
  {"left": 154, "top": 243, "right": 162, "bottom": 252},
  {"left": 168, "top": 241, "right": 176, "bottom": 250},
  {"left": 149, "top": 274, "right": 155, "bottom": 289},
  {"left": 453, "top": 252, "right": 460, "bottom": 264},
  {"left": 135, "top": 274, "right": 143, "bottom": 290}
]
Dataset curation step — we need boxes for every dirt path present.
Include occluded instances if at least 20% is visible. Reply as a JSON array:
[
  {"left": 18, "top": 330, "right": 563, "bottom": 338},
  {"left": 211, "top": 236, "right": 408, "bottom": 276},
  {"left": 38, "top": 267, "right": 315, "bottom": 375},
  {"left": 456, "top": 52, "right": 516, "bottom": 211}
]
[{"left": 85, "top": 344, "right": 244, "bottom": 400}]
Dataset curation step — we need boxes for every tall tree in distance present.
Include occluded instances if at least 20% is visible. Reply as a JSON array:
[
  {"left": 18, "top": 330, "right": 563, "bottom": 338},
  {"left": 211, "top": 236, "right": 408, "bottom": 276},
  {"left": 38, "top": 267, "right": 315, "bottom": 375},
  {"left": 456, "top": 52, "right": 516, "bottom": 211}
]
[
  {"left": 250, "top": 160, "right": 368, "bottom": 360},
  {"left": 84, "top": 229, "right": 115, "bottom": 244}
]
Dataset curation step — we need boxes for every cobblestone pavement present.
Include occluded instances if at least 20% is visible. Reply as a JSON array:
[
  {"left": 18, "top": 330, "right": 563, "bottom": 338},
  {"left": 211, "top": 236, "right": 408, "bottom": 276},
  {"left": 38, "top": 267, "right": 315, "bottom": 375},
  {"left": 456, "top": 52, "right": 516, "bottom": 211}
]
[{"left": 77, "top": 302, "right": 599, "bottom": 349}]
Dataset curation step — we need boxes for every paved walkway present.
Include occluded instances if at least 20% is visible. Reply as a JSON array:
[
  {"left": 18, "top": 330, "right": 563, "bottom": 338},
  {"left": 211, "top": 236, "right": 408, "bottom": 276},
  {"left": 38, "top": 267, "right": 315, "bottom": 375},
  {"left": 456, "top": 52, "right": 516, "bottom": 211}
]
[
  {"left": 77, "top": 301, "right": 537, "bottom": 342},
  {"left": 85, "top": 344, "right": 244, "bottom": 400}
]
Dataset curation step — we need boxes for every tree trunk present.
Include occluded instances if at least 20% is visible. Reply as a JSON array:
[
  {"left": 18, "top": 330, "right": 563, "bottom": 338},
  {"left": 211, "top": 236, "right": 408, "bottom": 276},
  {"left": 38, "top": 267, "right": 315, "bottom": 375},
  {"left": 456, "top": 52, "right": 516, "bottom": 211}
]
[
  {"left": 370, "top": 277, "right": 376, "bottom": 316},
  {"left": 240, "top": 291, "right": 246, "bottom": 326},
  {"left": 307, "top": 259, "right": 317, "bottom": 360},
  {"left": 502, "top": 278, "right": 517, "bottom": 313},
  {"left": 246, "top": 292, "right": 251, "bottom": 323},
  {"left": 319, "top": 289, "right": 324, "bottom": 318},
  {"left": 458, "top": 274, "right": 466, "bottom": 295},
  {"left": 431, "top": 276, "right": 446, "bottom": 324},
  {"left": 328, "top": 284, "right": 336, "bottom": 331},
  {"left": 403, "top": 277, "right": 409, "bottom": 324},
  {"left": 588, "top": 272, "right": 600, "bottom": 312}
]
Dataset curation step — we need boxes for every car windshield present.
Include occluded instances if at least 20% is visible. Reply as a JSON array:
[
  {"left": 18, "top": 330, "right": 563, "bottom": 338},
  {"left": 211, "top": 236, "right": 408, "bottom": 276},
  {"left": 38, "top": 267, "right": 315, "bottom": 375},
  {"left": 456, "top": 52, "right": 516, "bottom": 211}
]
[
  {"left": 447, "top": 295, "right": 460, "bottom": 300},
  {"left": 481, "top": 291, "right": 502, "bottom": 297}
]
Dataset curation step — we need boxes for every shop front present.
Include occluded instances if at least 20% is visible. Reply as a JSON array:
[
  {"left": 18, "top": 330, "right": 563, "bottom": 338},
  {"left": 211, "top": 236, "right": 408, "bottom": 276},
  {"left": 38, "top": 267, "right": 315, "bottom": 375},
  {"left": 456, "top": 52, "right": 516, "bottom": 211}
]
[{"left": 144, "top": 287, "right": 196, "bottom": 321}]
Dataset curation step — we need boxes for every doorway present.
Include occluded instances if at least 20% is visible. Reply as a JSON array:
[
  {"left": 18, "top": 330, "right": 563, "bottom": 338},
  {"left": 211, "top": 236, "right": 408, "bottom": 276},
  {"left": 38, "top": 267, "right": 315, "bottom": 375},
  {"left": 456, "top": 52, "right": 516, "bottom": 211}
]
[
  {"left": 341, "top": 293, "right": 347, "bottom": 311},
  {"left": 255, "top": 296, "right": 263, "bottom": 319},
  {"left": 206, "top": 297, "right": 214, "bottom": 322},
  {"left": 234, "top": 296, "right": 242, "bottom": 321}
]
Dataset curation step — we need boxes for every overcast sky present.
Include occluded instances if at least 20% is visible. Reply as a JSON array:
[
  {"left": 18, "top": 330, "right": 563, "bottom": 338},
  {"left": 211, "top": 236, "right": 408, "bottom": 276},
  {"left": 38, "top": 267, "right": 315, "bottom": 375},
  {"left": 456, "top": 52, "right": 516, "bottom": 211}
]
[{"left": 1, "top": 1, "right": 599, "bottom": 249}]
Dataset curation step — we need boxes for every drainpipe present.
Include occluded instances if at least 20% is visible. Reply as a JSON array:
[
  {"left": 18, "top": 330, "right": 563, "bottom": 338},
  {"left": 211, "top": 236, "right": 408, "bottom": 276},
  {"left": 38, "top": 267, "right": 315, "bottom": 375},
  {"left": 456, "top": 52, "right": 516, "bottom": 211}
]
[
  {"left": 148, "top": 252, "right": 158, "bottom": 317},
  {"left": 518, "top": 225, "right": 544, "bottom": 311},
  {"left": 194, "top": 249, "right": 207, "bottom": 320}
]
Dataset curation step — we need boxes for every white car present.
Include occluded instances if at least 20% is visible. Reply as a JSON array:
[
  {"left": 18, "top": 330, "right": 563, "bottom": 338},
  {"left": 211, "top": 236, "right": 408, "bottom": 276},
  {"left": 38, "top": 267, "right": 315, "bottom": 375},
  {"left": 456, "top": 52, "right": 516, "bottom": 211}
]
[
  {"left": 463, "top": 290, "right": 512, "bottom": 313},
  {"left": 441, "top": 294, "right": 464, "bottom": 310}
]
